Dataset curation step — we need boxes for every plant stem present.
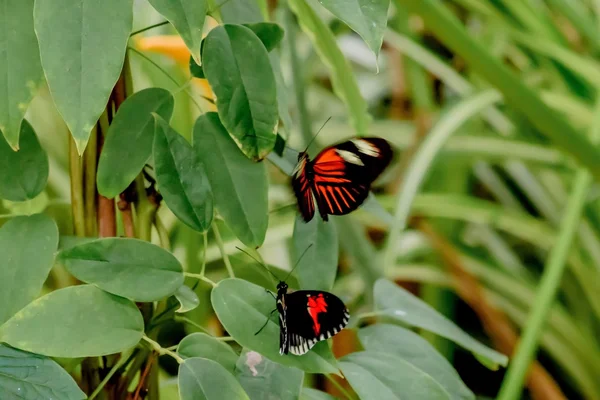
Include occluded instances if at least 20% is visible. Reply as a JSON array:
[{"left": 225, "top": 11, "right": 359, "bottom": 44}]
[
  {"left": 97, "top": 110, "right": 116, "bottom": 238},
  {"left": 89, "top": 350, "right": 132, "bottom": 400},
  {"left": 69, "top": 135, "right": 86, "bottom": 237},
  {"left": 135, "top": 175, "right": 156, "bottom": 242},
  {"left": 212, "top": 223, "right": 235, "bottom": 278},
  {"left": 130, "top": 20, "right": 169, "bottom": 37},
  {"left": 84, "top": 126, "right": 98, "bottom": 236},
  {"left": 174, "top": 316, "right": 215, "bottom": 335},
  {"left": 141, "top": 335, "right": 184, "bottom": 364},
  {"left": 184, "top": 272, "right": 217, "bottom": 287},
  {"left": 325, "top": 374, "right": 355, "bottom": 400},
  {"left": 200, "top": 231, "right": 208, "bottom": 276}
]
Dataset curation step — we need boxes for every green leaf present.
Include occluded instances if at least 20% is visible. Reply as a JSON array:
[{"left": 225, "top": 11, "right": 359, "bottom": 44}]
[
  {"left": 175, "top": 285, "right": 200, "bottom": 313},
  {"left": 374, "top": 279, "right": 508, "bottom": 368},
  {"left": 0, "top": 121, "right": 49, "bottom": 201},
  {"left": 0, "top": 285, "right": 143, "bottom": 357},
  {"left": 359, "top": 324, "right": 474, "bottom": 400},
  {"left": 318, "top": 0, "right": 389, "bottom": 57},
  {"left": 244, "top": 22, "right": 285, "bottom": 52},
  {"left": 211, "top": 278, "right": 339, "bottom": 374},
  {"left": 292, "top": 215, "right": 338, "bottom": 291},
  {"left": 340, "top": 351, "right": 452, "bottom": 400},
  {"left": 97, "top": 88, "right": 174, "bottom": 198},
  {"left": 178, "top": 333, "right": 238, "bottom": 372},
  {"left": 154, "top": 115, "right": 214, "bottom": 232},
  {"left": 288, "top": 0, "right": 370, "bottom": 136},
  {"left": 179, "top": 357, "right": 249, "bottom": 400},
  {"left": 189, "top": 56, "right": 204, "bottom": 78},
  {"left": 231, "top": 257, "right": 300, "bottom": 292},
  {"left": 33, "top": 0, "right": 133, "bottom": 153},
  {"left": 218, "top": 0, "right": 264, "bottom": 23},
  {"left": 0, "top": 214, "right": 57, "bottom": 325},
  {"left": 202, "top": 24, "right": 278, "bottom": 160},
  {"left": 0, "top": 0, "right": 43, "bottom": 149},
  {"left": 0, "top": 344, "right": 86, "bottom": 400},
  {"left": 146, "top": 0, "right": 207, "bottom": 64},
  {"left": 194, "top": 113, "right": 268, "bottom": 247},
  {"left": 58, "top": 237, "right": 184, "bottom": 302},
  {"left": 300, "top": 388, "right": 337, "bottom": 400},
  {"left": 235, "top": 348, "right": 304, "bottom": 400}
]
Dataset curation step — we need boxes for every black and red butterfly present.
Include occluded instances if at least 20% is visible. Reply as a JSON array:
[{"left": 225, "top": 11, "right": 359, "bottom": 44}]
[{"left": 292, "top": 137, "right": 393, "bottom": 222}]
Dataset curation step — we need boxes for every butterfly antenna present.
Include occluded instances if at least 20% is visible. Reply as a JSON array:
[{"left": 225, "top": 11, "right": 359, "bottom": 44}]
[
  {"left": 235, "top": 246, "right": 281, "bottom": 281},
  {"left": 284, "top": 243, "right": 314, "bottom": 282},
  {"left": 303, "top": 116, "right": 332, "bottom": 153}
]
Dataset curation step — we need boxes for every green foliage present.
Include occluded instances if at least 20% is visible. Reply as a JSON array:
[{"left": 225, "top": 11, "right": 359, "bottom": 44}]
[
  {"left": 178, "top": 357, "right": 249, "bottom": 400},
  {"left": 178, "top": 333, "right": 238, "bottom": 371}
]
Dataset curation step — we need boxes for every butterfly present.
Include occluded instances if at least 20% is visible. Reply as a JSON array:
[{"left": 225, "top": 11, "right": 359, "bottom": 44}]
[{"left": 292, "top": 137, "right": 393, "bottom": 222}]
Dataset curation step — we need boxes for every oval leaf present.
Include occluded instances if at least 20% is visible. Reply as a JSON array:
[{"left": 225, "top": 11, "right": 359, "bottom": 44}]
[
  {"left": 0, "top": 120, "right": 49, "bottom": 201},
  {"left": 178, "top": 333, "right": 238, "bottom": 372},
  {"left": 211, "top": 278, "right": 339, "bottom": 374},
  {"left": 202, "top": 24, "right": 278, "bottom": 160},
  {"left": 59, "top": 237, "right": 184, "bottom": 302},
  {"left": 244, "top": 22, "right": 285, "bottom": 52},
  {"left": 146, "top": 0, "right": 207, "bottom": 64},
  {"left": 359, "top": 324, "right": 474, "bottom": 400},
  {"left": 236, "top": 348, "right": 304, "bottom": 400},
  {"left": 175, "top": 285, "right": 200, "bottom": 313},
  {"left": 292, "top": 214, "right": 338, "bottom": 291},
  {"left": 374, "top": 279, "right": 508, "bottom": 368},
  {"left": 340, "top": 351, "right": 451, "bottom": 400},
  {"left": 0, "top": 214, "right": 57, "bottom": 325},
  {"left": 154, "top": 115, "right": 214, "bottom": 232},
  {"left": 34, "top": 0, "right": 133, "bottom": 153},
  {"left": 179, "top": 357, "right": 249, "bottom": 400},
  {"left": 97, "top": 88, "right": 174, "bottom": 198},
  {"left": 194, "top": 113, "right": 268, "bottom": 247},
  {"left": 0, "top": 0, "right": 43, "bottom": 149},
  {"left": 0, "top": 344, "right": 86, "bottom": 400},
  {"left": 0, "top": 285, "right": 144, "bottom": 357}
]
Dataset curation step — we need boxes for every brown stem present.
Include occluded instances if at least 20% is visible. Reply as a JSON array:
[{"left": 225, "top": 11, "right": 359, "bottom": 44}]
[
  {"left": 118, "top": 183, "right": 137, "bottom": 238},
  {"left": 133, "top": 355, "right": 155, "bottom": 400}
]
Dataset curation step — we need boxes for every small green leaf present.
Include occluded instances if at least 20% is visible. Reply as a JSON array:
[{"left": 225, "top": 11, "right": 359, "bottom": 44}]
[
  {"left": 236, "top": 348, "right": 304, "bottom": 400},
  {"left": 175, "top": 285, "right": 200, "bottom": 313},
  {"left": 0, "top": 344, "right": 86, "bottom": 400},
  {"left": 359, "top": 324, "right": 474, "bottom": 400},
  {"left": 194, "top": 113, "right": 268, "bottom": 247},
  {"left": 300, "top": 388, "right": 337, "bottom": 400},
  {"left": 340, "top": 351, "right": 452, "bottom": 399},
  {"left": 97, "top": 88, "right": 174, "bottom": 198},
  {"left": 0, "top": 120, "right": 49, "bottom": 201},
  {"left": 178, "top": 333, "right": 238, "bottom": 372},
  {"left": 244, "top": 22, "right": 285, "bottom": 52},
  {"left": 211, "top": 278, "right": 339, "bottom": 374},
  {"left": 0, "top": 214, "right": 57, "bottom": 325},
  {"left": 146, "top": 0, "right": 207, "bottom": 64},
  {"left": 202, "top": 24, "right": 278, "bottom": 160},
  {"left": 292, "top": 215, "right": 339, "bottom": 291},
  {"left": 0, "top": 285, "right": 143, "bottom": 357},
  {"left": 374, "top": 279, "right": 508, "bottom": 368},
  {"left": 34, "top": 0, "right": 133, "bottom": 153},
  {"left": 189, "top": 56, "right": 205, "bottom": 78},
  {"left": 59, "top": 237, "right": 184, "bottom": 302},
  {"left": 0, "top": 0, "right": 43, "bottom": 149},
  {"left": 179, "top": 357, "right": 249, "bottom": 400},
  {"left": 154, "top": 115, "right": 214, "bottom": 232},
  {"left": 317, "top": 0, "right": 389, "bottom": 57}
]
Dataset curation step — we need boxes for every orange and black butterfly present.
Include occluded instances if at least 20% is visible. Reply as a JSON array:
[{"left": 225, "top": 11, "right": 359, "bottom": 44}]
[{"left": 292, "top": 138, "right": 393, "bottom": 222}]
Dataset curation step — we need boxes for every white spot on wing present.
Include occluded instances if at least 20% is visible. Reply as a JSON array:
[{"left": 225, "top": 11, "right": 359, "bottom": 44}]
[
  {"left": 352, "top": 139, "right": 379, "bottom": 157},
  {"left": 336, "top": 149, "right": 364, "bottom": 165}
]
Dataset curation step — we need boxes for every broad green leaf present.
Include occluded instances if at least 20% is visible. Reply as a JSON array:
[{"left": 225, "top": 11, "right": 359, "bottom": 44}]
[
  {"left": 175, "top": 285, "right": 200, "bottom": 313},
  {"left": 0, "top": 214, "right": 57, "bottom": 325},
  {"left": 359, "top": 324, "right": 474, "bottom": 400},
  {"left": 318, "top": 0, "right": 389, "bottom": 57},
  {"left": 293, "top": 215, "right": 338, "bottom": 291},
  {"left": 0, "top": 0, "right": 43, "bottom": 149},
  {"left": 218, "top": 0, "right": 264, "bottom": 23},
  {"left": 340, "top": 351, "right": 451, "bottom": 400},
  {"left": 211, "top": 278, "right": 339, "bottom": 374},
  {"left": 97, "top": 88, "right": 174, "bottom": 198},
  {"left": 154, "top": 115, "right": 213, "bottom": 232},
  {"left": 0, "top": 285, "right": 143, "bottom": 357},
  {"left": 179, "top": 357, "right": 249, "bottom": 400},
  {"left": 244, "top": 23, "right": 285, "bottom": 52},
  {"left": 34, "top": 0, "right": 133, "bottom": 153},
  {"left": 235, "top": 348, "right": 304, "bottom": 400},
  {"left": 178, "top": 333, "right": 238, "bottom": 372},
  {"left": 58, "top": 237, "right": 184, "bottom": 302},
  {"left": 194, "top": 113, "right": 268, "bottom": 247},
  {"left": 289, "top": 0, "right": 370, "bottom": 136},
  {"left": 0, "top": 344, "right": 86, "bottom": 400},
  {"left": 202, "top": 24, "right": 278, "bottom": 160},
  {"left": 0, "top": 121, "right": 48, "bottom": 201},
  {"left": 300, "top": 388, "right": 337, "bottom": 400},
  {"left": 146, "top": 0, "right": 207, "bottom": 64},
  {"left": 374, "top": 279, "right": 508, "bottom": 368},
  {"left": 2, "top": 193, "right": 49, "bottom": 216}
]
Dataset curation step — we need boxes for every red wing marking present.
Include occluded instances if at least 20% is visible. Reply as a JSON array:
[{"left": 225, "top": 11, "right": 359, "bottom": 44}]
[{"left": 307, "top": 294, "right": 328, "bottom": 335}]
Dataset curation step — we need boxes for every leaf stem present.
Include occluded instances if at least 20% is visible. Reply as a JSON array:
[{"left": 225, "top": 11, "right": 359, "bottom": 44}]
[
  {"left": 141, "top": 335, "right": 184, "bottom": 364},
  {"left": 130, "top": 20, "right": 170, "bottom": 37},
  {"left": 212, "top": 223, "right": 235, "bottom": 278},
  {"left": 184, "top": 272, "right": 217, "bottom": 287},
  {"left": 89, "top": 350, "right": 132, "bottom": 400},
  {"left": 69, "top": 135, "right": 86, "bottom": 237},
  {"left": 174, "top": 316, "right": 215, "bottom": 335},
  {"left": 200, "top": 231, "right": 208, "bottom": 276},
  {"left": 83, "top": 126, "right": 98, "bottom": 236}
]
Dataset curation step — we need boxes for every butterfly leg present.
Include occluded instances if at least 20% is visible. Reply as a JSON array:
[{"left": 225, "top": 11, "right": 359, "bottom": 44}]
[
  {"left": 255, "top": 308, "right": 277, "bottom": 336},
  {"left": 265, "top": 288, "right": 277, "bottom": 300}
]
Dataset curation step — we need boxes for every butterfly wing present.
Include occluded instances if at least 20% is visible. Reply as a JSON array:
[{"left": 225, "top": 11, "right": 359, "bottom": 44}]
[
  {"left": 291, "top": 154, "right": 316, "bottom": 222},
  {"left": 284, "top": 290, "right": 350, "bottom": 356}
]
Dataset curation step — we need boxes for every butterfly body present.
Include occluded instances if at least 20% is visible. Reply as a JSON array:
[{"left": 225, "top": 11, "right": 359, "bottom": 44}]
[{"left": 292, "top": 138, "right": 393, "bottom": 222}]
